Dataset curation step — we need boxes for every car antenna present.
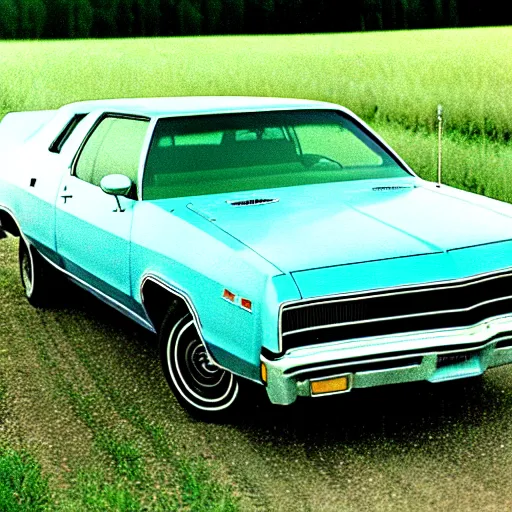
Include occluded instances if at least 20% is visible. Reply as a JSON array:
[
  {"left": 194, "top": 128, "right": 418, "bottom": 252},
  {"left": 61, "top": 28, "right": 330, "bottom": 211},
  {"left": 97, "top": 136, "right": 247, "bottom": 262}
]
[{"left": 436, "top": 104, "right": 443, "bottom": 188}]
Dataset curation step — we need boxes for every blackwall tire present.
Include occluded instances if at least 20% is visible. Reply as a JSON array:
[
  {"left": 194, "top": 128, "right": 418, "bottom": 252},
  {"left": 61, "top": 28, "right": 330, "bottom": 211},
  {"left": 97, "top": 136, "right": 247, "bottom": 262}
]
[
  {"left": 18, "top": 238, "right": 59, "bottom": 307},
  {"left": 159, "top": 309, "right": 241, "bottom": 421}
]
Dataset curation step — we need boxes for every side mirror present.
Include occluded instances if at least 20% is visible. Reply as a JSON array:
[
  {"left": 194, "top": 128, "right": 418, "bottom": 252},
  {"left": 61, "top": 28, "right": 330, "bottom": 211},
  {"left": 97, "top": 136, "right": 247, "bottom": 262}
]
[
  {"left": 100, "top": 174, "right": 133, "bottom": 212},
  {"left": 100, "top": 174, "right": 132, "bottom": 197}
]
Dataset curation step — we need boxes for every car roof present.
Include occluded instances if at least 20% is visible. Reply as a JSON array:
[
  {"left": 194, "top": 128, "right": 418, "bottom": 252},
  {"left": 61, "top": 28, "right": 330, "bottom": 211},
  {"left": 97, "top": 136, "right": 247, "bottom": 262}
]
[{"left": 60, "top": 96, "right": 343, "bottom": 118}]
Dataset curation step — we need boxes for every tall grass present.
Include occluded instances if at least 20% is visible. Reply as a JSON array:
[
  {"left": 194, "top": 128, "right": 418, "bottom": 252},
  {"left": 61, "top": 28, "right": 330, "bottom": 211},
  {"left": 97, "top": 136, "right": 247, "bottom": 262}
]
[
  {"left": 1, "top": 27, "right": 511, "bottom": 140},
  {"left": 377, "top": 122, "right": 512, "bottom": 202}
]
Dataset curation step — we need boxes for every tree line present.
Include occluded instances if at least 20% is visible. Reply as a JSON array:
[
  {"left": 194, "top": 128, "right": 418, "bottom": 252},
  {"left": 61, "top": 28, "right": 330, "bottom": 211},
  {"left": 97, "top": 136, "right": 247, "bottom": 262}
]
[{"left": 1, "top": 0, "right": 510, "bottom": 39}]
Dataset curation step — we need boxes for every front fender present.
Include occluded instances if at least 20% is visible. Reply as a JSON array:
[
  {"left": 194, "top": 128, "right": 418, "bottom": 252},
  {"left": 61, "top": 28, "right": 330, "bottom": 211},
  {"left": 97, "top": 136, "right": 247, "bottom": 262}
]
[{"left": 131, "top": 201, "right": 301, "bottom": 382}]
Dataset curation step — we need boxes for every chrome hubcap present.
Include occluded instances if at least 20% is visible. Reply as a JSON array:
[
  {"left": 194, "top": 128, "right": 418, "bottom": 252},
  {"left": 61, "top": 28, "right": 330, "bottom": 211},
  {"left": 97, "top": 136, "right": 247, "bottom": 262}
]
[
  {"left": 168, "top": 317, "right": 238, "bottom": 409},
  {"left": 185, "top": 338, "right": 224, "bottom": 388}
]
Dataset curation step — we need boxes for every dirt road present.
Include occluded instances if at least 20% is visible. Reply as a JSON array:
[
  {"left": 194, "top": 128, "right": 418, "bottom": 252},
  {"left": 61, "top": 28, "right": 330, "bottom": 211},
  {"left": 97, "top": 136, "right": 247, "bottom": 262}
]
[{"left": 2, "top": 236, "right": 512, "bottom": 511}]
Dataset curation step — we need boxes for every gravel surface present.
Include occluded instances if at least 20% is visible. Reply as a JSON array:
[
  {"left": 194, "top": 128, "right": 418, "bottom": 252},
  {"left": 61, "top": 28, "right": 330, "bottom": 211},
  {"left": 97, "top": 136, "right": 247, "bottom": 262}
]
[{"left": 1, "top": 236, "right": 512, "bottom": 511}]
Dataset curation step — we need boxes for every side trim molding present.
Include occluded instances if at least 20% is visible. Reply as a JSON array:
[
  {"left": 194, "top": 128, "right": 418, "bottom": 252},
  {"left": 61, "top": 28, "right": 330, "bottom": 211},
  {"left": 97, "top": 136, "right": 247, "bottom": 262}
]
[{"left": 38, "top": 251, "right": 156, "bottom": 333}]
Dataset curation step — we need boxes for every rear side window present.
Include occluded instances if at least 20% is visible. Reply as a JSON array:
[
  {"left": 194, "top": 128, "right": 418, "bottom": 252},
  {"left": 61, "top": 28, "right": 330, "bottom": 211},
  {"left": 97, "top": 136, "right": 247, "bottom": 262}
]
[
  {"left": 75, "top": 116, "right": 149, "bottom": 192},
  {"left": 49, "top": 114, "right": 87, "bottom": 154}
]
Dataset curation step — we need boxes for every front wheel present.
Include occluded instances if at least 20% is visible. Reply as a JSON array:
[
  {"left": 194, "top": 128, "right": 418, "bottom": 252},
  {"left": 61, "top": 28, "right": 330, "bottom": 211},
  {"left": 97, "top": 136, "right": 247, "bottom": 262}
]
[{"left": 159, "top": 310, "right": 241, "bottom": 421}]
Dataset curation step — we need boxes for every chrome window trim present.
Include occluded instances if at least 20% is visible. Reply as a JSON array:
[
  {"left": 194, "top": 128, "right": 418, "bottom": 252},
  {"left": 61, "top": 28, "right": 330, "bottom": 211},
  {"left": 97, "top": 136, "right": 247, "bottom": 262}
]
[
  {"left": 140, "top": 105, "right": 417, "bottom": 202},
  {"left": 71, "top": 112, "right": 151, "bottom": 197}
]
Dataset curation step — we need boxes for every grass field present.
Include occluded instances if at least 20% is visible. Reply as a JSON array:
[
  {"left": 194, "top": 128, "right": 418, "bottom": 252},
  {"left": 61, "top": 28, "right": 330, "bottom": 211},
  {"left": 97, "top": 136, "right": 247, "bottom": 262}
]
[
  {"left": 1, "top": 26, "right": 511, "bottom": 204},
  {"left": 377, "top": 122, "right": 512, "bottom": 202},
  {"left": 1, "top": 26, "right": 512, "bottom": 510},
  {"left": 1, "top": 26, "right": 511, "bottom": 141}
]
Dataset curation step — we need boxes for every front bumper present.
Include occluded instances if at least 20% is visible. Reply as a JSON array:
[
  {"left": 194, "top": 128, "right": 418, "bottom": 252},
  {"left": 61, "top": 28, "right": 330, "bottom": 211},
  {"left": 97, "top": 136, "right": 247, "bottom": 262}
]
[{"left": 261, "top": 314, "right": 512, "bottom": 405}]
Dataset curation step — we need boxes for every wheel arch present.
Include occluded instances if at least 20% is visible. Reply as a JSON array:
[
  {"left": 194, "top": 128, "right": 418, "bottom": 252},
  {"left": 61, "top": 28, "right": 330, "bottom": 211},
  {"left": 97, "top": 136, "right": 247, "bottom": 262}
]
[
  {"left": 144, "top": 275, "right": 252, "bottom": 417},
  {"left": 0, "top": 207, "right": 21, "bottom": 237},
  {"left": 140, "top": 275, "right": 201, "bottom": 335},
  {"left": 140, "top": 274, "right": 250, "bottom": 380}
]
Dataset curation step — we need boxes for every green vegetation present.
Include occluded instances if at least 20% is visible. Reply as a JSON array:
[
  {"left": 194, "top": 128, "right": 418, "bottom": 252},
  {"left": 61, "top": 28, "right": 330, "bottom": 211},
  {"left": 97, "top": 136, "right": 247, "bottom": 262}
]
[
  {"left": 0, "top": 448, "right": 50, "bottom": 512},
  {"left": 58, "top": 471, "right": 143, "bottom": 512},
  {"left": 377, "top": 122, "right": 512, "bottom": 203},
  {"left": 0, "top": 245, "right": 238, "bottom": 510},
  {"left": 0, "top": 0, "right": 501, "bottom": 40},
  {"left": 1, "top": 26, "right": 511, "bottom": 142},
  {"left": 1, "top": 27, "right": 510, "bottom": 203},
  {"left": 0, "top": 350, "right": 238, "bottom": 512}
]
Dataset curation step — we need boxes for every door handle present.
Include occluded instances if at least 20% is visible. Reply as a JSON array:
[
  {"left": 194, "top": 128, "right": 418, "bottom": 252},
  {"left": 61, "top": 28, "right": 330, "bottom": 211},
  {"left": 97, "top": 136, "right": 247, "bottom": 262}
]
[{"left": 61, "top": 194, "right": 73, "bottom": 203}]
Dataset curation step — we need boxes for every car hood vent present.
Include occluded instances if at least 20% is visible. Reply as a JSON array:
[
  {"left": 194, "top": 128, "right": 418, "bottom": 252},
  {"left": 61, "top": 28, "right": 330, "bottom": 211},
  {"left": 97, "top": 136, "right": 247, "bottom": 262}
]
[
  {"left": 227, "top": 198, "right": 279, "bottom": 206},
  {"left": 372, "top": 186, "right": 413, "bottom": 191}
]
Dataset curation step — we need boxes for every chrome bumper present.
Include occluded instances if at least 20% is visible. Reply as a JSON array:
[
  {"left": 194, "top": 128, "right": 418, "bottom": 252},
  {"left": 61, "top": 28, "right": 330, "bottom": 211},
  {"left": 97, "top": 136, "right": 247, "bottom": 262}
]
[{"left": 262, "top": 314, "right": 512, "bottom": 405}]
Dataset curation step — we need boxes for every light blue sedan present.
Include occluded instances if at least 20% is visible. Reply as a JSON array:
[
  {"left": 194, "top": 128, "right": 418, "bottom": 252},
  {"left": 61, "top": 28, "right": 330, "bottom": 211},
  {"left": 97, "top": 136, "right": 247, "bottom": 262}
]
[{"left": 2, "top": 96, "right": 512, "bottom": 420}]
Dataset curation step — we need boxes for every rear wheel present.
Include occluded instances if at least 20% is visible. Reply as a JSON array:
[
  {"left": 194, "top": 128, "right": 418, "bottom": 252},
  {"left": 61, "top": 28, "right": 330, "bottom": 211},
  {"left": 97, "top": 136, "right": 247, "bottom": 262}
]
[
  {"left": 159, "top": 309, "right": 241, "bottom": 421},
  {"left": 19, "top": 238, "right": 61, "bottom": 307}
]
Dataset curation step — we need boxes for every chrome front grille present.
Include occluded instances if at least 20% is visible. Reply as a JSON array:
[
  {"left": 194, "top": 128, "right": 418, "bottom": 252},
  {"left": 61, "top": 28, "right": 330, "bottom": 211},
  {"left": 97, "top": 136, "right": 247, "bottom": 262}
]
[{"left": 280, "top": 269, "right": 512, "bottom": 352}]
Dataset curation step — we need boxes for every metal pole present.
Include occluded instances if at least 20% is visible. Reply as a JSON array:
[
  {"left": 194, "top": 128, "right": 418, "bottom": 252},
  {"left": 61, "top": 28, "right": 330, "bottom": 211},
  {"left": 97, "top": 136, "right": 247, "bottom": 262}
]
[{"left": 437, "top": 104, "right": 443, "bottom": 188}]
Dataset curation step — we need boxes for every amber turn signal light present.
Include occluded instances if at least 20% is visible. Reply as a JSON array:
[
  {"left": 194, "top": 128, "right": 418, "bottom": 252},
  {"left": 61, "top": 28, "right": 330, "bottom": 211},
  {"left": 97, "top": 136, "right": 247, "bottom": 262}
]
[
  {"left": 241, "top": 298, "right": 252, "bottom": 311},
  {"left": 311, "top": 376, "right": 349, "bottom": 395},
  {"left": 261, "top": 362, "right": 267, "bottom": 384},
  {"left": 223, "top": 289, "right": 235, "bottom": 302}
]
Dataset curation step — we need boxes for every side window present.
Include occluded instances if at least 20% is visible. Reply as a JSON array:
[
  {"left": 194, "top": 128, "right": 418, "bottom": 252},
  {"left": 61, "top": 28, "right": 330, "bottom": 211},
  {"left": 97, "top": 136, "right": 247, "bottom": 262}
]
[
  {"left": 75, "top": 117, "right": 149, "bottom": 191},
  {"left": 49, "top": 114, "right": 87, "bottom": 154}
]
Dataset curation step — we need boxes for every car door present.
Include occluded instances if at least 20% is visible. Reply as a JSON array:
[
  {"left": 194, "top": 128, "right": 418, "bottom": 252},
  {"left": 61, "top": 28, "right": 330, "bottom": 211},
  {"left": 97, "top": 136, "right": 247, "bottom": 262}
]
[
  {"left": 6, "top": 114, "right": 88, "bottom": 261},
  {"left": 55, "top": 114, "right": 150, "bottom": 308}
]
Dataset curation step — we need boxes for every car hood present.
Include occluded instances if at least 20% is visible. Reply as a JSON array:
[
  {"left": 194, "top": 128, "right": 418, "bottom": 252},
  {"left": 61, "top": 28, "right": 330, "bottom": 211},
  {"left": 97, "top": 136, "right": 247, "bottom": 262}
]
[{"left": 179, "top": 179, "right": 512, "bottom": 274}]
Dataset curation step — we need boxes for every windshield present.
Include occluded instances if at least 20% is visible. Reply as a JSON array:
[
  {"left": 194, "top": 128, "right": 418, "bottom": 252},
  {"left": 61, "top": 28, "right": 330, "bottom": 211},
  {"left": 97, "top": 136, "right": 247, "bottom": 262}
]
[{"left": 142, "top": 110, "right": 411, "bottom": 200}]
